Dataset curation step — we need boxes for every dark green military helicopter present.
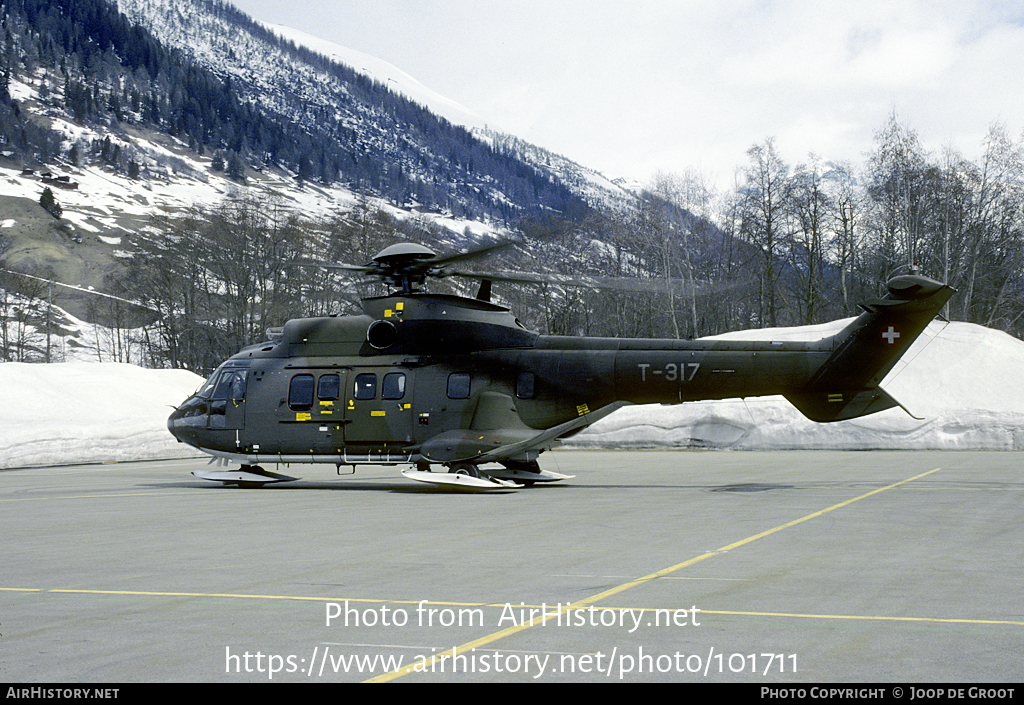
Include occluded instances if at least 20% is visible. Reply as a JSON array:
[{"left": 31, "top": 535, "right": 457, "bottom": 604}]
[{"left": 168, "top": 241, "right": 954, "bottom": 490}]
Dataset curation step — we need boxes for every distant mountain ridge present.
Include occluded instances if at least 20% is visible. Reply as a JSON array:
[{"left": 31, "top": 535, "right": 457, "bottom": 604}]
[
  {"left": 111, "top": 0, "right": 630, "bottom": 220},
  {"left": 255, "top": 19, "right": 640, "bottom": 209},
  {"left": 0, "top": 0, "right": 671, "bottom": 360},
  {"left": 255, "top": 21, "right": 491, "bottom": 134},
  {"left": 1, "top": 0, "right": 642, "bottom": 233}
]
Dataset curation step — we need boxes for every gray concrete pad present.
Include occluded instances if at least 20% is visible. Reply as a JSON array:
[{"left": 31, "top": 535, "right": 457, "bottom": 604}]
[{"left": 2, "top": 450, "right": 1022, "bottom": 683}]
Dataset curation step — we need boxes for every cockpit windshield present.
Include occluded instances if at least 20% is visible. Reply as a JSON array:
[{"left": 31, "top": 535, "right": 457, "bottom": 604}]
[{"left": 196, "top": 360, "right": 251, "bottom": 399}]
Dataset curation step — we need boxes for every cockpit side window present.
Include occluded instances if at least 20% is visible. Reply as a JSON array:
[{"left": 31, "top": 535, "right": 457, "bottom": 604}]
[
  {"left": 198, "top": 360, "right": 251, "bottom": 399},
  {"left": 212, "top": 370, "right": 247, "bottom": 400}
]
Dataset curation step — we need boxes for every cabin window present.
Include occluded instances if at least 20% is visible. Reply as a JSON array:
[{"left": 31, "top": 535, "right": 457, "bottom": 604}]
[
  {"left": 354, "top": 373, "right": 377, "bottom": 400},
  {"left": 288, "top": 374, "right": 315, "bottom": 411},
  {"left": 318, "top": 374, "right": 341, "bottom": 400},
  {"left": 447, "top": 372, "right": 471, "bottom": 399},
  {"left": 382, "top": 372, "right": 406, "bottom": 400},
  {"left": 516, "top": 372, "right": 535, "bottom": 399}
]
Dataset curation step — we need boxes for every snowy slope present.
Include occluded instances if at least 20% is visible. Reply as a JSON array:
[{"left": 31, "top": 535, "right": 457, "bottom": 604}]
[
  {"left": 262, "top": 23, "right": 489, "bottom": 133},
  {"left": 258, "top": 22, "right": 638, "bottom": 208},
  {"left": 0, "top": 362, "right": 204, "bottom": 469},
  {"left": 0, "top": 110, "right": 499, "bottom": 300},
  {"left": 113, "top": 0, "right": 636, "bottom": 211},
  {"left": 1, "top": 320, "right": 1021, "bottom": 470}
]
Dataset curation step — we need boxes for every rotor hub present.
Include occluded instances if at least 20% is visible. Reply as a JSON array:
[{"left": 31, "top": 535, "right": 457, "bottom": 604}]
[{"left": 371, "top": 244, "right": 438, "bottom": 293}]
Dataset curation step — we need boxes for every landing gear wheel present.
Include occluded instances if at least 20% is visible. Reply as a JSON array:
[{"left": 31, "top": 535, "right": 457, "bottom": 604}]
[{"left": 449, "top": 462, "right": 482, "bottom": 479}]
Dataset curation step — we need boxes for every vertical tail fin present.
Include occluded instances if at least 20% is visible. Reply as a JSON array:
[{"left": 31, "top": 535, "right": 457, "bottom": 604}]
[{"left": 785, "top": 274, "right": 955, "bottom": 422}]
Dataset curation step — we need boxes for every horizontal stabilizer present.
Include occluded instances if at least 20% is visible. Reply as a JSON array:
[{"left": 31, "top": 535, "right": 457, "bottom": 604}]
[{"left": 784, "top": 388, "right": 899, "bottom": 423}]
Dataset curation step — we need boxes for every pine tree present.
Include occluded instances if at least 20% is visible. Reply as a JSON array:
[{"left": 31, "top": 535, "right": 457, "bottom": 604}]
[
  {"left": 40, "top": 188, "right": 62, "bottom": 218},
  {"left": 226, "top": 151, "right": 245, "bottom": 181}
]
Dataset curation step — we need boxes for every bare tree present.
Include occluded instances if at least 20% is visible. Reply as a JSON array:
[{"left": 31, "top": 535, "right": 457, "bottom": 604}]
[
  {"left": 738, "top": 138, "right": 792, "bottom": 327},
  {"left": 827, "top": 162, "right": 866, "bottom": 314},
  {"left": 865, "top": 113, "right": 930, "bottom": 281},
  {"left": 647, "top": 170, "right": 721, "bottom": 337},
  {"left": 788, "top": 156, "right": 830, "bottom": 324},
  {"left": 949, "top": 124, "right": 1024, "bottom": 328}
]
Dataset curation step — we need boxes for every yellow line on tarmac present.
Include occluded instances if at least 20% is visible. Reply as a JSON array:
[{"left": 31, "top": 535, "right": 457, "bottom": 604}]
[
  {"left": 47, "top": 589, "right": 343, "bottom": 601},
  {"left": 364, "top": 467, "right": 943, "bottom": 682},
  {"left": 0, "top": 492, "right": 196, "bottom": 503},
  {"left": 25, "top": 589, "right": 495, "bottom": 607},
  {"left": 3, "top": 587, "right": 506, "bottom": 611},
  {"left": 6, "top": 588, "right": 1017, "bottom": 630},
  {"left": 8, "top": 588, "right": 1016, "bottom": 627},
  {"left": 699, "top": 609, "right": 1024, "bottom": 627}
]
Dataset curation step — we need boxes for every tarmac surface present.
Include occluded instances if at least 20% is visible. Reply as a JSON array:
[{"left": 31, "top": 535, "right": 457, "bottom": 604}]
[{"left": 2, "top": 450, "right": 1022, "bottom": 683}]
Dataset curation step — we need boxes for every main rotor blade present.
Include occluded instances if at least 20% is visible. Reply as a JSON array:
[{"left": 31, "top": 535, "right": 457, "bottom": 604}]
[
  {"left": 0, "top": 268, "right": 161, "bottom": 312},
  {"left": 446, "top": 268, "right": 737, "bottom": 296},
  {"left": 428, "top": 235, "right": 524, "bottom": 268},
  {"left": 293, "top": 261, "right": 375, "bottom": 274}
]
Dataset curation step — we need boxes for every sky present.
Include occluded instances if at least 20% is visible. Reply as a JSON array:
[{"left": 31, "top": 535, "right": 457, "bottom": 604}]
[{"left": 226, "top": 0, "right": 1024, "bottom": 188}]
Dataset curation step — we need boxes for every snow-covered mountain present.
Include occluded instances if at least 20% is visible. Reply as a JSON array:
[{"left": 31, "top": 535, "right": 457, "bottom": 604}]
[
  {"left": 252, "top": 20, "right": 638, "bottom": 208},
  {"left": 2, "top": 0, "right": 636, "bottom": 272},
  {"left": 112, "top": 0, "right": 635, "bottom": 213},
  {"left": 0, "top": 0, "right": 647, "bottom": 330},
  {"left": 257, "top": 21, "right": 491, "bottom": 134}
]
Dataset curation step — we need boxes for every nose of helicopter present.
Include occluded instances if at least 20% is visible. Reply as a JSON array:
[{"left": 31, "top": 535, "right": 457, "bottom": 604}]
[
  {"left": 167, "top": 405, "right": 182, "bottom": 439},
  {"left": 166, "top": 396, "right": 206, "bottom": 446},
  {"left": 167, "top": 403, "right": 188, "bottom": 444}
]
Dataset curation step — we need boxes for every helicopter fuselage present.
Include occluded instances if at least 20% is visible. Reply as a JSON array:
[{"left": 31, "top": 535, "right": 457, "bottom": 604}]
[{"left": 168, "top": 274, "right": 954, "bottom": 481}]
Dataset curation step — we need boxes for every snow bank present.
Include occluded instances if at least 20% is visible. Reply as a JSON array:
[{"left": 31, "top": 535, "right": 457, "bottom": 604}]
[
  {"left": 574, "top": 321, "right": 1024, "bottom": 450},
  {"left": 0, "top": 362, "right": 205, "bottom": 469}
]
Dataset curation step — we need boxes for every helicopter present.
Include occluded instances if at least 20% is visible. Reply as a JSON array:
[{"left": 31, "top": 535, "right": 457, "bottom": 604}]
[{"left": 167, "top": 241, "right": 955, "bottom": 491}]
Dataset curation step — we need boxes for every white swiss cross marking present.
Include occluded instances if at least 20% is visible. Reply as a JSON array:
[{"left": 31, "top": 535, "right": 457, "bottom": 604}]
[{"left": 881, "top": 325, "right": 901, "bottom": 345}]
